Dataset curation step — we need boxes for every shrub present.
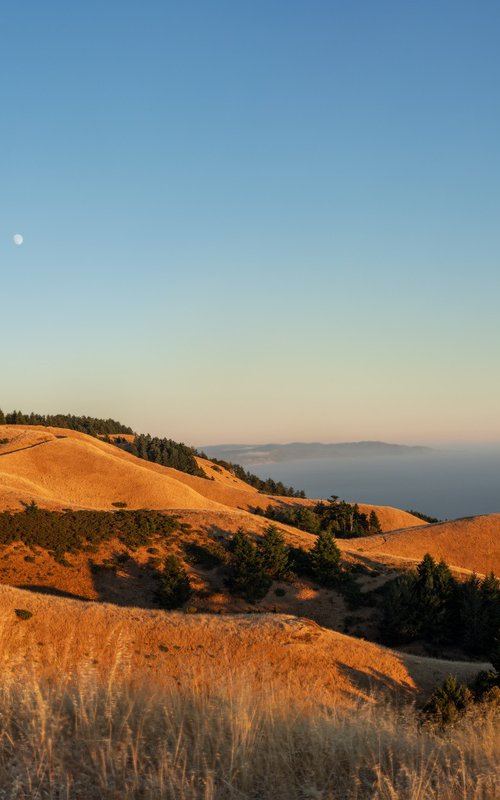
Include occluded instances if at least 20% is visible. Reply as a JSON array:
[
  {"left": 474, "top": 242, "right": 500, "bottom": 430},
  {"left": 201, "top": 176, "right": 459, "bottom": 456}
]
[
  {"left": 183, "top": 541, "right": 228, "bottom": 569},
  {"left": 288, "top": 546, "right": 312, "bottom": 577},
  {"left": 14, "top": 609, "right": 33, "bottom": 621},
  {"left": 0, "top": 508, "right": 186, "bottom": 557},
  {"left": 423, "top": 675, "right": 473, "bottom": 727},
  {"left": 156, "top": 556, "right": 192, "bottom": 610}
]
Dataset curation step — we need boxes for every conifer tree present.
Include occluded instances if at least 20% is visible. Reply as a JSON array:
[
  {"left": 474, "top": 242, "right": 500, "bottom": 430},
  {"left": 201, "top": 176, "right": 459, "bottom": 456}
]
[
  {"left": 310, "top": 530, "right": 342, "bottom": 587},
  {"left": 259, "top": 526, "right": 291, "bottom": 580},
  {"left": 228, "top": 530, "right": 272, "bottom": 601},
  {"left": 156, "top": 555, "right": 191, "bottom": 609},
  {"left": 369, "top": 510, "right": 382, "bottom": 533}
]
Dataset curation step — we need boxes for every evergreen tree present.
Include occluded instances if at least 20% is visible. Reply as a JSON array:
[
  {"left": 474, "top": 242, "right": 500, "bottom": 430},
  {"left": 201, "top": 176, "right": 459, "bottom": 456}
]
[
  {"left": 369, "top": 510, "right": 382, "bottom": 533},
  {"left": 228, "top": 530, "right": 272, "bottom": 602},
  {"left": 310, "top": 530, "right": 342, "bottom": 587},
  {"left": 460, "top": 572, "right": 500, "bottom": 655},
  {"left": 258, "top": 526, "right": 291, "bottom": 580},
  {"left": 156, "top": 555, "right": 191, "bottom": 609},
  {"left": 403, "top": 553, "right": 455, "bottom": 642},
  {"left": 381, "top": 573, "right": 420, "bottom": 644}
]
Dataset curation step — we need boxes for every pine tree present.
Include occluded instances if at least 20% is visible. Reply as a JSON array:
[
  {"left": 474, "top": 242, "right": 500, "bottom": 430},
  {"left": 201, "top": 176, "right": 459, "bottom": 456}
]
[
  {"left": 156, "top": 555, "right": 191, "bottom": 609},
  {"left": 381, "top": 573, "right": 420, "bottom": 644},
  {"left": 369, "top": 510, "right": 382, "bottom": 533},
  {"left": 310, "top": 530, "right": 342, "bottom": 587},
  {"left": 228, "top": 530, "right": 272, "bottom": 601},
  {"left": 259, "top": 526, "right": 291, "bottom": 580}
]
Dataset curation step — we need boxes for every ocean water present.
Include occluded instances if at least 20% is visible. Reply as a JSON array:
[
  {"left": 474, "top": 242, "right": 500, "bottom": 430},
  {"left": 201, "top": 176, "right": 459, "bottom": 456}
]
[{"left": 246, "top": 447, "right": 500, "bottom": 520}]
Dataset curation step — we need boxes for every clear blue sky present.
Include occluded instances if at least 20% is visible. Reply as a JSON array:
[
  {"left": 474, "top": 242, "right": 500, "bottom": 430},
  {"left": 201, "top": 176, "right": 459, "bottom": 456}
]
[{"left": 1, "top": 1, "right": 499, "bottom": 444}]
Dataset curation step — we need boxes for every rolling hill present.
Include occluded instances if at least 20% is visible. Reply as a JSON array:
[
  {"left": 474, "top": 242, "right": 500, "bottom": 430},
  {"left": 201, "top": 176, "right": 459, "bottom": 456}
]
[
  {"left": 0, "top": 425, "right": 424, "bottom": 531},
  {"left": 0, "top": 583, "right": 487, "bottom": 705},
  {"left": 345, "top": 514, "right": 500, "bottom": 575}
]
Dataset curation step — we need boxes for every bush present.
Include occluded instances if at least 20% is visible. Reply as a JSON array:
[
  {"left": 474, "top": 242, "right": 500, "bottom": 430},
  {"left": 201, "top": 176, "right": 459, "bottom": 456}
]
[
  {"left": 14, "top": 609, "right": 33, "bottom": 621},
  {"left": 156, "top": 556, "right": 192, "bottom": 609},
  {"left": 0, "top": 508, "right": 187, "bottom": 558},
  {"left": 183, "top": 540, "right": 229, "bottom": 569},
  {"left": 288, "top": 546, "right": 312, "bottom": 577},
  {"left": 422, "top": 675, "right": 473, "bottom": 727}
]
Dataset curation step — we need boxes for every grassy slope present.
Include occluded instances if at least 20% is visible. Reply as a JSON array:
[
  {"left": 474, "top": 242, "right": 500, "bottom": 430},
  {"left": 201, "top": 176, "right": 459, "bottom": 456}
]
[
  {"left": 0, "top": 425, "right": 425, "bottom": 529},
  {"left": 345, "top": 514, "right": 500, "bottom": 576},
  {"left": 0, "top": 583, "right": 487, "bottom": 704}
]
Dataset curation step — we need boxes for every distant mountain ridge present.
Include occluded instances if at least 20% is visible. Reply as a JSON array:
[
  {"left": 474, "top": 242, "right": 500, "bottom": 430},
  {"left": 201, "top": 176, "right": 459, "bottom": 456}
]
[{"left": 202, "top": 441, "right": 433, "bottom": 465}]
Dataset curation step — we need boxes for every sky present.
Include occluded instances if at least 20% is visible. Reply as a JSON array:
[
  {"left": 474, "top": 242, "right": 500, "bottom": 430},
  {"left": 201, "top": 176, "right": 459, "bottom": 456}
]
[{"left": 1, "top": 1, "right": 499, "bottom": 446}]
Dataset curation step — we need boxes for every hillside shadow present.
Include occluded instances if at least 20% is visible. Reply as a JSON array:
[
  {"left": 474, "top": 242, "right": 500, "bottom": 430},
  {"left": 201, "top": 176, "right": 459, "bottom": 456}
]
[
  {"left": 16, "top": 585, "right": 91, "bottom": 602},
  {"left": 89, "top": 552, "right": 160, "bottom": 608},
  {"left": 335, "top": 660, "right": 417, "bottom": 704}
]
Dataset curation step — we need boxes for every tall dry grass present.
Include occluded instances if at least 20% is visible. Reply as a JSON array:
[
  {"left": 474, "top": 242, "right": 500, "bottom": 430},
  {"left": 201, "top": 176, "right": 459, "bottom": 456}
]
[{"left": 0, "top": 662, "right": 497, "bottom": 800}]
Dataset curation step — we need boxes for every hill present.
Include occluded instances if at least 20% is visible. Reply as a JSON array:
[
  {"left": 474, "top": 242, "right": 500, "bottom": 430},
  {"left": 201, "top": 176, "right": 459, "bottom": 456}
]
[
  {"left": 344, "top": 514, "right": 500, "bottom": 575},
  {"left": 0, "top": 583, "right": 486, "bottom": 704},
  {"left": 0, "top": 425, "right": 424, "bottom": 530}
]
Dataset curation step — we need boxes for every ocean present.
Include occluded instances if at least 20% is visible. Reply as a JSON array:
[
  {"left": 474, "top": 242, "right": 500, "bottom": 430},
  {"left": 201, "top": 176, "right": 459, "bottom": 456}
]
[{"left": 244, "top": 447, "right": 500, "bottom": 520}]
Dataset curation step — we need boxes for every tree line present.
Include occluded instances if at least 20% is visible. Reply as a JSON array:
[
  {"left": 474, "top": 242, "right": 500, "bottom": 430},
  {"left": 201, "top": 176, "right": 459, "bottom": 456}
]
[
  {"left": 112, "top": 434, "right": 206, "bottom": 478},
  {"left": 203, "top": 457, "right": 307, "bottom": 498},
  {"left": 1, "top": 408, "right": 306, "bottom": 494},
  {"left": 0, "top": 409, "right": 133, "bottom": 436}
]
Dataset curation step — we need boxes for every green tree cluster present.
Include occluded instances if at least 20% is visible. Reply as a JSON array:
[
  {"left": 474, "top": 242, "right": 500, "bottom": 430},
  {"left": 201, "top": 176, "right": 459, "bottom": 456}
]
[
  {"left": 381, "top": 553, "right": 500, "bottom": 658},
  {"left": 405, "top": 509, "right": 441, "bottom": 524},
  {"left": 258, "top": 495, "right": 382, "bottom": 538},
  {"left": 117, "top": 434, "right": 206, "bottom": 477},
  {"left": 228, "top": 526, "right": 346, "bottom": 602},
  {"left": 228, "top": 526, "right": 294, "bottom": 602},
  {"left": 0, "top": 409, "right": 132, "bottom": 436}
]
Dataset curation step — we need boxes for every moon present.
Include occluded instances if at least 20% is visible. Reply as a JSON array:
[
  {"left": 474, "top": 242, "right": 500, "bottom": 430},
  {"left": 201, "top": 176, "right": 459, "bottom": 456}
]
[{"left": 13, "top": 234, "right": 23, "bottom": 246}]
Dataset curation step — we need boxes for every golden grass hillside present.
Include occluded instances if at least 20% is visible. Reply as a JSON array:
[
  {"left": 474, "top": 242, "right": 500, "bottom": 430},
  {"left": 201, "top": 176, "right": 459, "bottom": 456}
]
[
  {"left": 0, "top": 583, "right": 487, "bottom": 704},
  {"left": 0, "top": 425, "right": 424, "bottom": 530},
  {"left": 346, "top": 513, "right": 500, "bottom": 576},
  {"left": 0, "top": 585, "right": 497, "bottom": 800}
]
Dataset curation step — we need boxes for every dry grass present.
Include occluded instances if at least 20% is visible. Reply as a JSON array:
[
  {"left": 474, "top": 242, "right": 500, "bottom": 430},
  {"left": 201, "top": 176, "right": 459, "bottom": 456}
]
[
  {"left": 346, "top": 514, "right": 500, "bottom": 575},
  {"left": 0, "top": 663, "right": 497, "bottom": 799},
  {"left": 0, "top": 426, "right": 426, "bottom": 532},
  {"left": 0, "top": 585, "right": 488, "bottom": 704},
  {"left": 0, "top": 584, "right": 496, "bottom": 798}
]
